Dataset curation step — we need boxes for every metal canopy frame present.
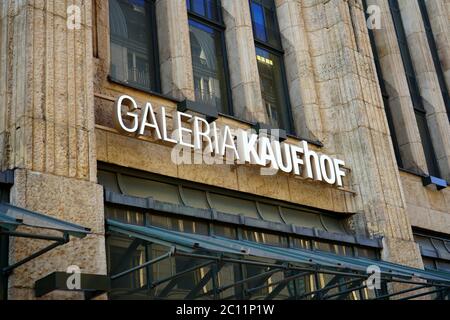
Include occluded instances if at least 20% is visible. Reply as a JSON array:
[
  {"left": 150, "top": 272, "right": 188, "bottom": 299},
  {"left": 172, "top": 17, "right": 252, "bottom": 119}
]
[
  {"left": 0, "top": 230, "right": 70, "bottom": 276},
  {"left": 0, "top": 202, "right": 91, "bottom": 277},
  {"left": 109, "top": 246, "right": 450, "bottom": 300},
  {"left": 107, "top": 221, "right": 450, "bottom": 300}
]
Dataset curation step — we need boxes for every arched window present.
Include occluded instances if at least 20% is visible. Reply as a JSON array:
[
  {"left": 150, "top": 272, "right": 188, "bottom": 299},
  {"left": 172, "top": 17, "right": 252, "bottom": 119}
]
[{"left": 109, "top": 0, "right": 159, "bottom": 91}]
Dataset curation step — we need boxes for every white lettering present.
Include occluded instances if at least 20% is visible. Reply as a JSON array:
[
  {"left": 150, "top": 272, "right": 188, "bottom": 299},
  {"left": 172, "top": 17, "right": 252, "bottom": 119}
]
[
  {"left": 114, "top": 95, "right": 139, "bottom": 134},
  {"left": 140, "top": 102, "right": 162, "bottom": 139},
  {"left": 174, "top": 111, "right": 194, "bottom": 148},
  {"left": 112, "top": 95, "right": 348, "bottom": 187}
]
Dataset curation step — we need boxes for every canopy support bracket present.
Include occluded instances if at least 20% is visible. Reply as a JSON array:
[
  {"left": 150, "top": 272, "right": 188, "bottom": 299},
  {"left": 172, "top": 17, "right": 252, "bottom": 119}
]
[{"left": 2, "top": 233, "right": 69, "bottom": 276}]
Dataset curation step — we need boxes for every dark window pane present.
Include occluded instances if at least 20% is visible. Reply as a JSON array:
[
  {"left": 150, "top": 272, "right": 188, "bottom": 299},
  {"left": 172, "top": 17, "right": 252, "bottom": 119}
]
[
  {"left": 187, "top": 0, "right": 220, "bottom": 21},
  {"left": 242, "top": 230, "right": 288, "bottom": 247},
  {"left": 213, "top": 224, "right": 237, "bottom": 239},
  {"left": 108, "top": 235, "right": 148, "bottom": 300},
  {"left": 189, "top": 19, "right": 230, "bottom": 113},
  {"left": 415, "top": 111, "right": 440, "bottom": 177},
  {"left": 109, "top": 0, "right": 155, "bottom": 90},
  {"left": 105, "top": 206, "right": 145, "bottom": 226},
  {"left": 250, "top": 0, "right": 281, "bottom": 48},
  {"left": 148, "top": 213, "right": 209, "bottom": 236},
  {"left": 250, "top": 2, "right": 267, "bottom": 42},
  {"left": 256, "top": 47, "right": 290, "bottom": 130}
]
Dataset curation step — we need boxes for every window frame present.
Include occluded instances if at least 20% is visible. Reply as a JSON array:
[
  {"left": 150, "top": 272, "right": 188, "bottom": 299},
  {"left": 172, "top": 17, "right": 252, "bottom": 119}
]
[
  {"left": 187, "top": 0, "right": 234, "bottom": 116},
  {"left": 249, "top": 0, "right": 295, "bottom": 134},
  {"left": 108, "top": 0, "right": 161, "bottom": 93}
]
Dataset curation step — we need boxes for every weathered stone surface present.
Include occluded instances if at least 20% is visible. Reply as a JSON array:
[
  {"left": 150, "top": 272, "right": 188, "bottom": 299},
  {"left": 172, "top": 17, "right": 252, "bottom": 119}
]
[{"left": 398, "top": 0, "right": 450, "bottom": 181}]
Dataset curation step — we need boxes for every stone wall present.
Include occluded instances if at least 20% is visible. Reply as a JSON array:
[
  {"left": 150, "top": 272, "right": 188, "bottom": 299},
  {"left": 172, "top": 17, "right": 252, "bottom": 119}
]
[{"left": 0, "top": 0, "right": 106, "bottom": 300}]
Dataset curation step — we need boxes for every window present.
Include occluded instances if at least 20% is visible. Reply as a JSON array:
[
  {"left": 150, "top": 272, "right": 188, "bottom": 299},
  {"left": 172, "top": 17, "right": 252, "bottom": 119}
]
[
  {"left": 187, "top": 0, "right": 232, "bottom": 114},
  {"left": 418, "top": 0, "right": 450, "bottom": 122},
  {"left": 414, "top": 230, "right": 450, "bottom": 300},
  {"left": 109, "top": 0, "right": 159, "bottom": 91},
  {"left": 389, "top": 0, "right": 441, "bottom": 177},
  {"left": 105, "top": 205, "right": 381, "bottom": 300},
  {"left": 250, "top": 0, "right": 293, "bottom": 132}
]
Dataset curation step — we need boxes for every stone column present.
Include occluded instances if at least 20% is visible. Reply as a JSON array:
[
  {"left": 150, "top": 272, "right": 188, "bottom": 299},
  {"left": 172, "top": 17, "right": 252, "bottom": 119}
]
[
  {"left": 222, "top": 0, "right": 266, "bottom": 123},
  {"left": 155, "top": 0, "right": 195, "bottom": 101},
  {"left": 0, "top": 0, "right": 106, "bottom": 299},
  {"left": 398, "top": 0, "right": 450, "bottom": 181},
  {"left": 306, "top": 0, "right": 422, "bottom": 268},
  {"left": 367, "top": 0, "right": 428, "bottom": 174},
  {"left": 275, "top": 0, "right": 323, "bottom": 140},
  {"left": 424, "top": 0, "right": 450, "bottom": 94}
]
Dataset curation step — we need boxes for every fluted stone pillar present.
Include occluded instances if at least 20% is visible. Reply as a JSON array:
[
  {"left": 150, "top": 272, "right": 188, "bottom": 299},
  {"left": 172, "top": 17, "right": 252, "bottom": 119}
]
[
  {"left": 275, "top": 0, "right": 323, "bottom": 140},
  {"left": 156, "top": 0, "right": 195, "bottom": 101},
  {"left": 305, "top": 0, "right": 422, "bottom": 268},
  {"left": 424, "top": 0, "right": 450, "bottom": 95},
  {"left": 0, "top": 0, "right": 106, "bottom": 299},
  {"left": 222, "top": 0, "right": 266, "bottom": 123},
  {"left": 366, "top": 0, "right": 429, "bottom": 175},
  {"left": 398, "top": 0, "right": 450, "bottom": 180}
]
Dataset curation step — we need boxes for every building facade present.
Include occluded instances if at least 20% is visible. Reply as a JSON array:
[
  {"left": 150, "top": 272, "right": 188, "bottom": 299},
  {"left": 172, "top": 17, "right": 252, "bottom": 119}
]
[{"left": 0, "top": 0, "right": 449, "bottom": 300}]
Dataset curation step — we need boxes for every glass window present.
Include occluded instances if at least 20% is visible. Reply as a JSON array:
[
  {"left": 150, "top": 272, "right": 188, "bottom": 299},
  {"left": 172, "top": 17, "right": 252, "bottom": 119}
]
[
  {"left": 250, "top": 0, "right": 292, "bottom": 132},
  {"left": 109, "top": 0, "right": 158, "bottom": 91},
  {"left": 415, "top": 111, "right": 440, "bottom": 177},
  {"left": 188, "top": 1, "right": 231, "bottom": 114},
  {"left": 242, "top": 229, "right": 289, "bottom": 247},
  {"left": 147, "top": 213, "right": 209, "bottom": 236},
  {"left": 107, "top": 235, "right": 149, "bottom": 300},
  {"left": 256, "top": 47, "right": 291, "bottom": 130},
  {"left": 249, "top": 0, "right": 281, "bottom": 48},
  {"left": 187, "top": 0, "right": 220, "bottom": 21},
  {"left": 105, "top": 206, "right": 145, "bottom": 226},
  {"left": 213, "top": 224, "right": 237, "bottom": 239}
]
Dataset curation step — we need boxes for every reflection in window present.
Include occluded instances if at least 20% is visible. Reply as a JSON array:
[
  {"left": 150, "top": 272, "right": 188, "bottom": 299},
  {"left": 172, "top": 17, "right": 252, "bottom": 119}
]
[
  {"left": 148, "top": 213, "right": 209, "bottom": 236},
  {"left": 242, "top": 229, "right": 289, "bottom": 247},
  {"left": 108, "top": 235, "right": 148, "bottom": 300},
  {"left": 109, "top": 0, "right": 157, "bottom": 90},
  {"left": 187, "top": 1, "right": 231, "bottom": 114},
  {"left": 256, "top": 47, "right": 290, "bottom": 130},
  {"left": 250, "top": 0, "right": 280, "bottom": 48},
  {"left": 186, "top": 0, "right": 219, "bottom": 21},
  {"left": 250, "top": 0, "right": 292, "bottom": 131}
]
